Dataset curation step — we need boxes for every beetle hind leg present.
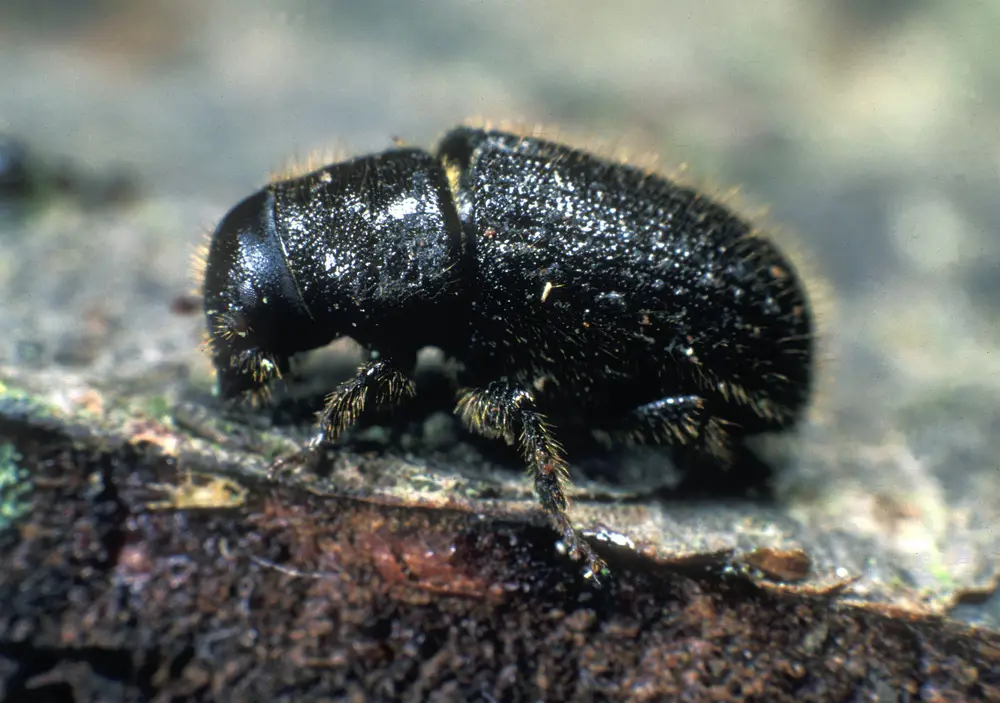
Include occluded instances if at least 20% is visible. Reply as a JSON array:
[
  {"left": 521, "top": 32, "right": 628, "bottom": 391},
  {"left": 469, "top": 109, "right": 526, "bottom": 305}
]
[
  {"left": 456, "top": 381, "right": 609, "bottom": 583},
  {"left": 618, "top": 394, "right": 733, "bottom": 463}
]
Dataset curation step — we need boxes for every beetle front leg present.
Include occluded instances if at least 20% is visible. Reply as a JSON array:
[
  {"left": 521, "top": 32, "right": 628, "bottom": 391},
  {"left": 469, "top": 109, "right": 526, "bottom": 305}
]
[
  {"left": 456, "top": 380, "right": 609, "bottom": 583},
  {"left": 317, "top": 358, "right": 416, "bottom": 442},
  {"left": 268, "top": 358, "right": 415, "bottom": 478}
]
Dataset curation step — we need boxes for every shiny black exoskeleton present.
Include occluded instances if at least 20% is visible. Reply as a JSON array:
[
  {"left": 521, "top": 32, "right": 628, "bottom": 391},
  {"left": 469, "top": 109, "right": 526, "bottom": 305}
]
[{"left": 202, "top": 126, "right": 815, "bottom": 582}]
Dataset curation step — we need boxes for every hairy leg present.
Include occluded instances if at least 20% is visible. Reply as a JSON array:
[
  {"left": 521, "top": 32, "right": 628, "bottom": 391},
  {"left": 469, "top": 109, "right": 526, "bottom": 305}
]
[
  {"left": 317, "top": 358, "right": 416, "bottom": 441},
  {"left": 268, "top": 358, "right": 415, "bottom": 478},
  {"left": 456, "top": 380, "right": 609, "bottom": 583},
  {"left": 618, "top": 394, "right": 732, "bottom": 462}
]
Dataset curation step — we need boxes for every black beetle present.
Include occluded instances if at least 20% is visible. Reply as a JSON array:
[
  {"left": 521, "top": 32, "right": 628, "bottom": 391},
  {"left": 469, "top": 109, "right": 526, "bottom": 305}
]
[{"left": 201, "top": 126, "right": 815, "bottom": 582}]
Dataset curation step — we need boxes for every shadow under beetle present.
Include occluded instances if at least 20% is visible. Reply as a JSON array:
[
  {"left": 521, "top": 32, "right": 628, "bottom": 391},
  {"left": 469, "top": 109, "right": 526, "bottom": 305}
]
[{"left": 201, "top": 126, "right": 815, "bottom": 583}]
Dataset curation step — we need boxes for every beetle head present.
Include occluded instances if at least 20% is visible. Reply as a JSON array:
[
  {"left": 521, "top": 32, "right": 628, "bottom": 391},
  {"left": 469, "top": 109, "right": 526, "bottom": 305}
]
[{"left": 202, "top": 188, "right": 311, "bottom": 400}]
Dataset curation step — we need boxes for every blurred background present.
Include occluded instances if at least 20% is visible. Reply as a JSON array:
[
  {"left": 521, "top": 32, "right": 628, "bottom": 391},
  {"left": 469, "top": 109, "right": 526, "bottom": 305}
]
[{"left": 0, "top": 1, "right": 998, "bottom": 623}]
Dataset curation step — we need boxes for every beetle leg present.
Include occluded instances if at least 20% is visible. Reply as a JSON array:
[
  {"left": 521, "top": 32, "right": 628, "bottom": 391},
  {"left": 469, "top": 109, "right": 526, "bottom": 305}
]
[
  {"left": 317, "top": 359, "right": 416, "bottom": 441},
  {"left": 456, "top": 381, "right": 609, "bottom": 584},
  {"left": 268, "top": 358, "right": 416, "bottom": 479},
  {"left": 619, "top": 394, "right": 732, "bottom": 462}
]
